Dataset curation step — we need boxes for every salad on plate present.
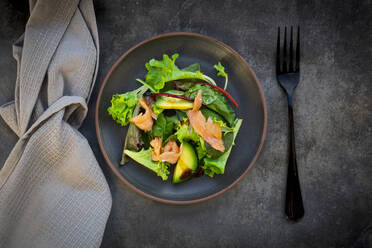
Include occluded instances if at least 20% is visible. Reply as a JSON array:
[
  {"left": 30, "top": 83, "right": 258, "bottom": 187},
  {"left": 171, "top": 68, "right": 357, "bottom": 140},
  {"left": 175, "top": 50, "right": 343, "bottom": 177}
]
[{"left": 107, "top": 54, "right": 242, "bottom": 183}]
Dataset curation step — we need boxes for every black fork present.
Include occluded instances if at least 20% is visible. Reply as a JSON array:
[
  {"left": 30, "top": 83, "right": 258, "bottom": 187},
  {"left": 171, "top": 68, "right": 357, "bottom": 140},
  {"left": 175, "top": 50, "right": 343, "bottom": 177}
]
[{"left": 276, "top": 26, "right": 304, "bottom": 221}]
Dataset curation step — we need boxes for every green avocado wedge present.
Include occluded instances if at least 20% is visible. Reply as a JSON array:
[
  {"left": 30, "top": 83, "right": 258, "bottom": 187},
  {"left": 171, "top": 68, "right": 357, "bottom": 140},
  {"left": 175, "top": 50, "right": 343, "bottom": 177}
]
[
  {"left": 155, "top": 96, "right": 193, "bottom": 110},
  {"left": 173, "top": 142, "right": 198, "bottom": 183}
]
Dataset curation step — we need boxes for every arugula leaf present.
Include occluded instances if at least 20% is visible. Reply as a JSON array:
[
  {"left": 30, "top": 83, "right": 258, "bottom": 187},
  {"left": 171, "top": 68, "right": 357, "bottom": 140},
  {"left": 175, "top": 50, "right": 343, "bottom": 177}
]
[
  {"left": 107, "top": 86, "right": 148, "bottom": 126},
  {"left": 202, "top": 119, "right": 242, "bottom": 177},
  {"left": 124, "top": 149, "right": 170, "bottom": 180},
  {"left": 185, "top": 84, "right": 236, "bottom": 126},
  {"left": 214, "top": 62, "right": 228, "bottom": 90},
  {"left": 138, "top": 54, "right": 216, "bottom": 92},
  {"left": 152, "top": 113, "right": 179, "bottom": 142}
]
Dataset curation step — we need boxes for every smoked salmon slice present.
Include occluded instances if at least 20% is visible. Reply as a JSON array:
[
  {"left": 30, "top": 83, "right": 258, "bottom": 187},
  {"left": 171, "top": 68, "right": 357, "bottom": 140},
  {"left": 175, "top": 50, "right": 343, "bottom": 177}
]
[
  {"left": 130, "top": 98, "right": 155, "bottom": 131},
  {"left": 187, "top": 90, "right": 225, "bottom": 152},
  {"left": 150, "top": 136, "right": 162, "bottom": 160},
  {"left": 150, "top": 137, "right": 183, "bottom": 164}
]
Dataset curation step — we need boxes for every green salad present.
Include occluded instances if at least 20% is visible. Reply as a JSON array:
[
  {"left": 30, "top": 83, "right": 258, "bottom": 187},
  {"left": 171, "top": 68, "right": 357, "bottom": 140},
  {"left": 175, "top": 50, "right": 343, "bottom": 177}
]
[{"left": 108, "top": 54, "right": 242, "bottom": 183}]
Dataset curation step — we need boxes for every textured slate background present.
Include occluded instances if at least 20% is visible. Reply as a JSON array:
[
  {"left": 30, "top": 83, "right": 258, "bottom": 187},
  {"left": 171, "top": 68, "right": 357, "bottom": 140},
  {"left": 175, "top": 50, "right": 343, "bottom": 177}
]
[{"left": 1, "top": 0, "right": 372, "bottom": 247}]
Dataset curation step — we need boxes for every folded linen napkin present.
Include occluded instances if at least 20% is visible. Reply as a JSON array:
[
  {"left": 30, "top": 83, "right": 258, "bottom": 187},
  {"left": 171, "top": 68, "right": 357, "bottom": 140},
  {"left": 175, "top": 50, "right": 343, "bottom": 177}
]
[{"left": 0, "top": 0, "right": 112, "bottom": 247}]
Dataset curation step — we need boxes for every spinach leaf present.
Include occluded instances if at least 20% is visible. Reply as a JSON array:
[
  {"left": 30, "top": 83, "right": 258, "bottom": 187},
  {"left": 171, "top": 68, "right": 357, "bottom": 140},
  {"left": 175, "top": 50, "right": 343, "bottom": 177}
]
[
  {"left": 200, "top": 107, "right": 225, "bottom": 122},
  {"left": 176, "top": 110, "right": 187, "bottom": 121},
  {"left": 152, "top": 113, "right": 179, "bottom": 142},
  {"left": 153, "top": 113, "right": 167, "bottom": 137}
]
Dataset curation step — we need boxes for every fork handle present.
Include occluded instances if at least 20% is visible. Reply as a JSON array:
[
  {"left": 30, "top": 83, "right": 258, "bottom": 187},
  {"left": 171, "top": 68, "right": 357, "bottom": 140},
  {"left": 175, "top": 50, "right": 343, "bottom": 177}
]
[{"left": 285, "top": 102, "right": 304, "bottom": 221}]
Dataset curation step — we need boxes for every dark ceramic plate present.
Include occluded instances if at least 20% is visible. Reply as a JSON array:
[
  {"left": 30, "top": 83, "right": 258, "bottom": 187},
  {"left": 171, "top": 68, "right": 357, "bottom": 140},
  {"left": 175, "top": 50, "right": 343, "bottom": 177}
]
[{"left": 96, "top": 32, "right": 267, "bottom": 204}]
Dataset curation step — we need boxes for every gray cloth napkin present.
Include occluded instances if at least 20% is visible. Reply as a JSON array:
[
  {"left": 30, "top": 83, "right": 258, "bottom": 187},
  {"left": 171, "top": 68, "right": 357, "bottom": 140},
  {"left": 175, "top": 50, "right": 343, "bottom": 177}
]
[{"left": 0, "top": 0, "right": 112, "bottom": 247}]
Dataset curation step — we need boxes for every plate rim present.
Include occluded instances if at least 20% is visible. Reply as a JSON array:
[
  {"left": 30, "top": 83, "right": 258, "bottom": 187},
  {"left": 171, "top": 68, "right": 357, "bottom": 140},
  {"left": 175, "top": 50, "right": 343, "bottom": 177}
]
[{"left": 95, "top": 32, "right": 267, "bottom": 205}]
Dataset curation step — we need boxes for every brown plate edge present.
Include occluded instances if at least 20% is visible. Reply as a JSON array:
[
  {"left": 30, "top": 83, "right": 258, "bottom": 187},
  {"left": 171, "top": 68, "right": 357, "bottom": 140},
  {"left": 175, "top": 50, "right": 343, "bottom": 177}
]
[{"left": 95, "top": 32, "right": 268, "bottom": 205}]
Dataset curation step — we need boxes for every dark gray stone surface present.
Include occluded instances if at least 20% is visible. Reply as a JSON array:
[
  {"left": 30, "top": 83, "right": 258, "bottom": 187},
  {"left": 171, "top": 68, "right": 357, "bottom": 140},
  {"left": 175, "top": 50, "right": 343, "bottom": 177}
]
[{"left": 1, "top": 0, "right": 372, "bottom": 247}]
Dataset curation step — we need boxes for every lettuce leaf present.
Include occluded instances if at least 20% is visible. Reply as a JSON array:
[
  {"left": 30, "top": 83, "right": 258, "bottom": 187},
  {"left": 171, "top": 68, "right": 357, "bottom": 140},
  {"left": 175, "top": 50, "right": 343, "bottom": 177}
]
[
  {"left": 175, "top": 123, "right": 200, "bottom": 143},
  {"left": 195, "top": 138, "right": 207, "bottom": 161},
  {"left": 124, "top": 149, "right": 170, "bottom": 180},
  {"left": 139, "top": 54, "right": 216, "bottom": 92},
  {"left": 202, "top": 119, "right": 242, "bottom": 177},
  {"left": 214, "top": 62, "right": 228, "bottom": 90},
  {"left": 182, "top": 63, "right": 201, "bottom": 72},
  {"left": 185, "top": 84, "right": 236, "bottom": 126},
  {"left": 107, "top": 86, "right": 148, "bottom": 126},
  {"left": 213, "top": 119, "right": 234, "bottom": 134}
]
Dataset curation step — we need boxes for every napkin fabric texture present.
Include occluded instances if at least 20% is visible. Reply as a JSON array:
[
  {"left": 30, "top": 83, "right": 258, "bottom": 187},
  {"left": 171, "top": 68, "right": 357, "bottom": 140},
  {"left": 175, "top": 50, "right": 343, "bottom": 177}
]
[{"left": 0, "top": 0, "right": 112, "bottom": 247}]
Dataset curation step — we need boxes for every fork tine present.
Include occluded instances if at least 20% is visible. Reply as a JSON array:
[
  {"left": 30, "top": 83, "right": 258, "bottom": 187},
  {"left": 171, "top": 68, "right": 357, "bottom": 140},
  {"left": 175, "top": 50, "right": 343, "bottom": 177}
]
[
  {"left": 283, "top": 27, "right": 287, "bottom": 73},
  {"left": 276, "top": 27, "right": 281, "bottom": 73},
  {"left": 295, "top": 26, "right": 300, "bottom": 72},
  {"left": 289, "top": 26, "right": 294, "bottom": 72}
]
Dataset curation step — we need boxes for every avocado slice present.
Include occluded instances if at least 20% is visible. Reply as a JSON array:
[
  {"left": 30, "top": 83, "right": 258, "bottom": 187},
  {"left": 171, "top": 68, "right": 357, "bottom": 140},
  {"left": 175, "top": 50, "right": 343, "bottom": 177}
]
[
  {"left": 155, "top": 96, "right": 193, "bottom": 110},
  {"left": 173, "top": 142, "right": 198, "bottom": 183},
  {"left": 155, "top": 90, "right": 193, "bottom": 110}
]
